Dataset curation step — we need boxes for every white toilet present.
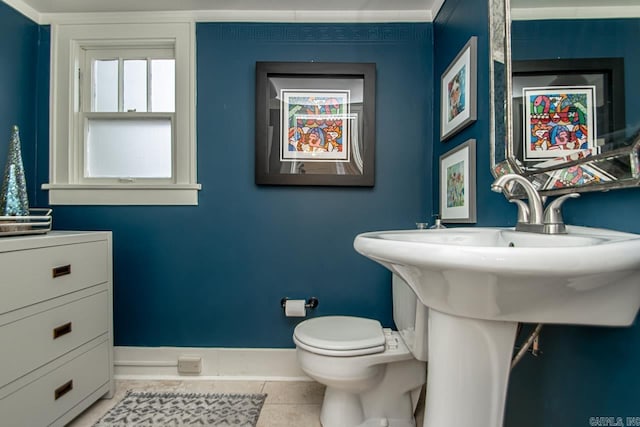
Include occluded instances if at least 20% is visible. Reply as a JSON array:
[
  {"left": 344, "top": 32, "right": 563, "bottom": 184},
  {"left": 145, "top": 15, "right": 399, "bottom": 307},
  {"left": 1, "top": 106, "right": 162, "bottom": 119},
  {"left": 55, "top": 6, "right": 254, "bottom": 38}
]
[{"left": 293, "top": 275, "right": 428, "bottom": 427}]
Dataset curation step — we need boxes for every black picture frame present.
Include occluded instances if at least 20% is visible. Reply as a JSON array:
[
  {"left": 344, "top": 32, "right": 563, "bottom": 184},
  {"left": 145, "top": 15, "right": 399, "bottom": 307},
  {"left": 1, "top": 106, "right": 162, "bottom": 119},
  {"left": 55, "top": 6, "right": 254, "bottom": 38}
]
[
  {"left": 255, "top": 62, "right": 376, "bottom": 186},
  {"left": 511, "top": 57, "right": 626, "bottom": 167}
]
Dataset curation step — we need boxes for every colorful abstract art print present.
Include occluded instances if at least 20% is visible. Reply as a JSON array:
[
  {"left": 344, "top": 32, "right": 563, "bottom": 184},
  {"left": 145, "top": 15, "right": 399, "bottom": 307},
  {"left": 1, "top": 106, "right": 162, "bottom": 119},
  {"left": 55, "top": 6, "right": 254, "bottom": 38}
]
[
  {"left": 523, "top": 86, "right": 597, "bottom": 161},
  {"left": 447, "top": 67, "right": 466, "bottom": 122},
  {"left": 440, "top": 36, "right": 477, "bottom": 141},
  {"left": 544, "top": 163, "right": 614, "bottom": 190},
  {"left": 439, "top": 139, "right": 476, "bottom": 223},
  {"left": 280, "top": 90, "right": 351, "bottom": 162},
  {"left": 446, "top": 160, "right": 465, "bottom": 208}
]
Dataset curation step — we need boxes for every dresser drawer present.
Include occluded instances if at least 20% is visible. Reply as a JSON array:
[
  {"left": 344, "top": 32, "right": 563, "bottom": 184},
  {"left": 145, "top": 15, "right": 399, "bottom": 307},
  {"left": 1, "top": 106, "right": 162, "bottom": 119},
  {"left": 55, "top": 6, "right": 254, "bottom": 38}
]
[
  {"left": 0, "top": 240, "right": 108, "bottom": 314},
  {"left": 0, "top": 340, "right": 110, "bottom": 427},
  {"left": 0, "top": 291, "right": 109, "bottom": 386}
]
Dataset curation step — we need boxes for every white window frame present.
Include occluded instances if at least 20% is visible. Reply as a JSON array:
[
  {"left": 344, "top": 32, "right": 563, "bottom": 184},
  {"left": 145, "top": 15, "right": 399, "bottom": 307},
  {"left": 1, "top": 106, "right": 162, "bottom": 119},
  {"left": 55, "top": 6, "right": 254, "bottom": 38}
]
[
  {"left": 81, "top": 47, "right": 175, "bottom": 183},
  {"left": 45, "top": 22, "right": 200, "bottom": 205}
]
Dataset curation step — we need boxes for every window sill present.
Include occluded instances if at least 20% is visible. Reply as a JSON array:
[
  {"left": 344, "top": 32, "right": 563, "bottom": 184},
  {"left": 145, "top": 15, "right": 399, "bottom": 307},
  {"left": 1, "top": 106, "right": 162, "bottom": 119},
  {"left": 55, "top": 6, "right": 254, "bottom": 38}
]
[{"left": 42, "top": 184, "right": 202, "bottom": 205}]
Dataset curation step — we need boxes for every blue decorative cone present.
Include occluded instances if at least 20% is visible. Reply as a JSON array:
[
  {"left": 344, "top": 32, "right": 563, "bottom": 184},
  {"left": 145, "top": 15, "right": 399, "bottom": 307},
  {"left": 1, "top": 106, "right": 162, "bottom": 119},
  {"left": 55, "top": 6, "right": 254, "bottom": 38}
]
[{"left": 0, "top": 126, "right": 29, "bottom": 216}]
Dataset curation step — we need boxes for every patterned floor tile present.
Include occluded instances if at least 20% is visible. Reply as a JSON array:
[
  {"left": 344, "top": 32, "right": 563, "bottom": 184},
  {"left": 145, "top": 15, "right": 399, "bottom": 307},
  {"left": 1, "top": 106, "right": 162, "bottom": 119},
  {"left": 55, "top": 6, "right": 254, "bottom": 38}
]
[
  {"left": 256, "top": 404, "right": 322, "bottom": 427},
  {"left": 66, "top": 379, "right": 425, "bottom": 426},
  {"left": 262, "top": 380, "right": 325, "bottom": 405}
]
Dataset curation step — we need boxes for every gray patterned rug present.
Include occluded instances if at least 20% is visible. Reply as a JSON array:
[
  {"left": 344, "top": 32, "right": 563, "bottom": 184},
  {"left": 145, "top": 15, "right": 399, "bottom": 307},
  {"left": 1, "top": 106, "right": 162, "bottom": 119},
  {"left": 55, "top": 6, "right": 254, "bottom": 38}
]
[{"left": 93, "top": 391, "right": 267, "bottom": 426}]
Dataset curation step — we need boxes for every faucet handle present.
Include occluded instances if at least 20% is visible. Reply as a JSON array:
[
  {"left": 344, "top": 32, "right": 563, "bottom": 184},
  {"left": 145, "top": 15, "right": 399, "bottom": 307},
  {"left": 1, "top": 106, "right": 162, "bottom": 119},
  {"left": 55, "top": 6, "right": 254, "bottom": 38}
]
[
  {"left": 509, "top": 199, "right": 530, "bottom": 224},
  {"left": 543, "top": 193, "right": 580, "bottom": 233}
]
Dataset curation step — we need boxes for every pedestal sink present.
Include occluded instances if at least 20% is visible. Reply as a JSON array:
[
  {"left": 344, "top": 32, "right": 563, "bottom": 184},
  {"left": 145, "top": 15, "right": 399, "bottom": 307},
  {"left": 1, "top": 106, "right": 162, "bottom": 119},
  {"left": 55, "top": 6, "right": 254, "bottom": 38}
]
[{"left": 354, "top": 226, "right": 640, "bottom": 427}]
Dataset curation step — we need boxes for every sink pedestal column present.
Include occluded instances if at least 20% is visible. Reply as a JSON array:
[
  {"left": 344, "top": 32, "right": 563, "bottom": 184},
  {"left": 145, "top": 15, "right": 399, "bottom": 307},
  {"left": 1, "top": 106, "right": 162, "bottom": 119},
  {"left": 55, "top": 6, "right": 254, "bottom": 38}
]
[{"left": 423, "top": 309, "right": 518, "bottom": 427}]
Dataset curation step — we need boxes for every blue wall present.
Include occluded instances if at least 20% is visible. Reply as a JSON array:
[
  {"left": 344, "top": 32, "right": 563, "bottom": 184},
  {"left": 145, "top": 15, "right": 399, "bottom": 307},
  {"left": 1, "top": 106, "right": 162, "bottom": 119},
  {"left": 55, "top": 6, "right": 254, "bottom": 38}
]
[
  {"left": 0, "top": 2, "right": 38, "bottom": 201},
  {"left": 25, "top": 22, "right": 434, "bottom": 347},
  {"left": 433, "top": 0, "right": 516, "bottom": 226},
  {"left": 502, "top": 18, "right": 640, "bottom": 427}
]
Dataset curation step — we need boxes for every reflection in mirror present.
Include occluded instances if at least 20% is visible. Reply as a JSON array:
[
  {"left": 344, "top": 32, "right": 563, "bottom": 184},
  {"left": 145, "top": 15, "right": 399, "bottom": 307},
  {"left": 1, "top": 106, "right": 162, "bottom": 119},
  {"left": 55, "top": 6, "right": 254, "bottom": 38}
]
[
  {"left": 512, "top": 58, "right": 626, "bottom": 171},
  {"left": 491, "top": 0, "right": 640, "bottom": 196}
]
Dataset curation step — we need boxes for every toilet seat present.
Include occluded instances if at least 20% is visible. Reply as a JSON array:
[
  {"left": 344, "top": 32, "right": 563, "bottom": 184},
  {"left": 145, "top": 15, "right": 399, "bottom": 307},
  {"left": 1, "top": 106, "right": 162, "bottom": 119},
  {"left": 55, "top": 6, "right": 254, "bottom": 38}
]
[{"left": 293, "top": 316, "right": 386, "bottom": 357}]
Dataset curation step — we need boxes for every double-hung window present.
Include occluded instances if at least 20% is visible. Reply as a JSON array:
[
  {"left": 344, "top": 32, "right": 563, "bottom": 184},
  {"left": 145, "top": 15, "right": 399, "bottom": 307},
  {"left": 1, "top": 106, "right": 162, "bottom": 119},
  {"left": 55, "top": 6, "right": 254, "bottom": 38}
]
[{"left": 45, "top": 22, "right": 199, "bottom": 205}]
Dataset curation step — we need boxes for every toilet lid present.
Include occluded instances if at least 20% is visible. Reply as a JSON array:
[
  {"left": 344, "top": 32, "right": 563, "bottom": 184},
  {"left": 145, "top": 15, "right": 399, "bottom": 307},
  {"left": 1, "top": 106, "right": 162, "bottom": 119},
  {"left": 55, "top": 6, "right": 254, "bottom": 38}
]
[{"left": 294, "top": 316, "right": 385, "bottom": 354}]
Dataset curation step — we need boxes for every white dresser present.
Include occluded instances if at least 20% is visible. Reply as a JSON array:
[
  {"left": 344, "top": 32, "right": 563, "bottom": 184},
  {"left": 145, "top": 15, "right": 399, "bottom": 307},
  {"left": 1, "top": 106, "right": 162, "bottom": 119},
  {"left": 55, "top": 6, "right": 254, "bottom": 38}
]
[{"left": 0, "top": 231, "right": 114, "bottom": 426}]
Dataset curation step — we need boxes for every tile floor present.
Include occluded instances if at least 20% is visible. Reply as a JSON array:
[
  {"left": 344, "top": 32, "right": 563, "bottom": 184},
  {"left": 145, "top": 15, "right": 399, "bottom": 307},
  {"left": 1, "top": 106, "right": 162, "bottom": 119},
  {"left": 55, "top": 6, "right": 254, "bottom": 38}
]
[{"left": 67, "top": 379, "right": 426, "bottom": 426}]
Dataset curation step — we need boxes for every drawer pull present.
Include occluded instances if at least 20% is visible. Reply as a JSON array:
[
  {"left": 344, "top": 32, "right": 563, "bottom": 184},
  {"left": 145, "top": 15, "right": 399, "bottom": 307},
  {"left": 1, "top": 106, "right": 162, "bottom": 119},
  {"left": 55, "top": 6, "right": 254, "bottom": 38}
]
[
  {"left": 53, "top": 322, "right": 72, "bottom": 339},
  {"left": 52, "top": 264, "right": 71, "bottom": 278},
  {"left": 54, "top": 380, "right": 73, "bottom": 400}
]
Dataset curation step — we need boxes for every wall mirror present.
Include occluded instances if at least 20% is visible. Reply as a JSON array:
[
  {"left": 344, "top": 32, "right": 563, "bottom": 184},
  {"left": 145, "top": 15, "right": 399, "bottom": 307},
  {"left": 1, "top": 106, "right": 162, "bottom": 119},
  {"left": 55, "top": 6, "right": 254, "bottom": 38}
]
[{"left": 490, "top": 0, "right": 640, "bottom": 196}]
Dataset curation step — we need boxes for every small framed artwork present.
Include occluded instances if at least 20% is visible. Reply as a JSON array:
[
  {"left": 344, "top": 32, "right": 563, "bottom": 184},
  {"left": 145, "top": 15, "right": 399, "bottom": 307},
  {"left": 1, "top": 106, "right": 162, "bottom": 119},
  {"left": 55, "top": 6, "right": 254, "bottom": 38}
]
[
  {"left": 440, "top": 36, "right": 478, "bottom": 141},
  {"left": 255, "top": 62, "right": 376, "bottom": 186},
  {"left": 522, "top": 85, "right": 597, "bottom": 161},
  {"left": 440, "top": 139, "right": 476, "bottom": 223}
]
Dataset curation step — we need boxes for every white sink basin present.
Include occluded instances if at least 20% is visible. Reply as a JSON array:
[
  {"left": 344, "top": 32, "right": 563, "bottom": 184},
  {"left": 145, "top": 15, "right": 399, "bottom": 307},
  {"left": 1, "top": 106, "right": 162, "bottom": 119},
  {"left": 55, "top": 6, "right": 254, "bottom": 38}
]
[
  {"left": 353, "top": 226, "right": 640, "bottom": 427},
  {"left": 354, "top": 226, "right": 640, "bottom": 326}
]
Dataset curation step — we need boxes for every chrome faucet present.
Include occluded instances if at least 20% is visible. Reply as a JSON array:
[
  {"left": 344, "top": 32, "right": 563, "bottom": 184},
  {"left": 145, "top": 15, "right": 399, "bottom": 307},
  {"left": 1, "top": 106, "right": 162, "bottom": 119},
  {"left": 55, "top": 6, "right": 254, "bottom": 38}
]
[
  {"left": 491, "top": 174, "right": 545, "bottom": 232},
  {"left": 491, "top": 174, "right": 579, "bottom": 234}
]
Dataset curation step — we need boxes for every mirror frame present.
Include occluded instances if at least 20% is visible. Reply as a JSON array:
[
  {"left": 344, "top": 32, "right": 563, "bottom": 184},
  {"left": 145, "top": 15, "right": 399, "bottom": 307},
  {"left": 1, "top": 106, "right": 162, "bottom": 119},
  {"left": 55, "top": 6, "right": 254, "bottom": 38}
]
[
  {"left": 489, "top": 0, "right": 640, "bottom": 197},
  {"left": 489, "top": 0, "right": 512, "bottom": 181}
]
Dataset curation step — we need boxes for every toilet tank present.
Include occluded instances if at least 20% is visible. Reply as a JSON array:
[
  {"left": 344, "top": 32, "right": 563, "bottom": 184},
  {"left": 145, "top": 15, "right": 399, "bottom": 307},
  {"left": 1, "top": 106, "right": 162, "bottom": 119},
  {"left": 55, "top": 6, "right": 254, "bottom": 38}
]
[{"left": 392, "top": 274, "right": 429, "bottom": 361}]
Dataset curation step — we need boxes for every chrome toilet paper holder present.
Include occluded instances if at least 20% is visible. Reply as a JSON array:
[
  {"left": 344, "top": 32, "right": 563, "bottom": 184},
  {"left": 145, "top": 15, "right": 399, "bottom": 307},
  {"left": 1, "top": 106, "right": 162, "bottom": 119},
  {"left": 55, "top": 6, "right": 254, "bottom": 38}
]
[{"left": 280, "top": 297, "right": 319, "bottom": 310}]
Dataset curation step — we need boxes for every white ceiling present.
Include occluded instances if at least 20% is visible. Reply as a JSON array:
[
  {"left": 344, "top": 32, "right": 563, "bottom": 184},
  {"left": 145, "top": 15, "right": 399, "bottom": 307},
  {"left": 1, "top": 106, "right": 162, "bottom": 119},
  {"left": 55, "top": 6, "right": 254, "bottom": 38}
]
[
  {"left": 4, "top": 0, "right": 640, "bottom": 24},
  {"left": 12, "top": 0, "right": 439, "bottom": 14},
  {"left": 510, "top": 0, "right": 640, "bottom": 20},
  {"left": 11, "top": 0, "right": 640, "bottom": 15},
  {"left": 2, "top": 0, "right": 445, "bottom": 24}
]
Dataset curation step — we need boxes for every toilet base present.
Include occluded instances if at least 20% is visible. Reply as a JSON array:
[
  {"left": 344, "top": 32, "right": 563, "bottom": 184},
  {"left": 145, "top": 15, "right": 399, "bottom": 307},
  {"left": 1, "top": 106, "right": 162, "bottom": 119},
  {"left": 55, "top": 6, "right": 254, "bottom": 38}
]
[
  {"left": 318, "top": 358, "right": 425, "bottom": 427},
  {"left": 320, "top": 388, "right": 364, "bottom": 427},
  {"left": 320, "top": 388, "right": 419, "bottom": 427},
  {"left": 320, "top": 386, "right": 419, "bottom": 427}
]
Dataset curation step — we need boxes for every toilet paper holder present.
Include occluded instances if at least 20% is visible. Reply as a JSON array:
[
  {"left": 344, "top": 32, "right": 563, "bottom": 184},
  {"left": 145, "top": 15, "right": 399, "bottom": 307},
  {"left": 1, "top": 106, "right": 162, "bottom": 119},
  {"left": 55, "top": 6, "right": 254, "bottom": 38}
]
[{"left": 280, "top": 297, "right": 319, "bottom": 310}]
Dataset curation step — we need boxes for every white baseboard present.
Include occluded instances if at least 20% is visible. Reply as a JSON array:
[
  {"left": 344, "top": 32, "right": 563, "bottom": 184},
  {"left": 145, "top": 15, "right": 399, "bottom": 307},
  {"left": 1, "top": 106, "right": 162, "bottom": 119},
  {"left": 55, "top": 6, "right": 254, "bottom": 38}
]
[{"left": 114, "top": 346, "right": 310, "bottom": 381}]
